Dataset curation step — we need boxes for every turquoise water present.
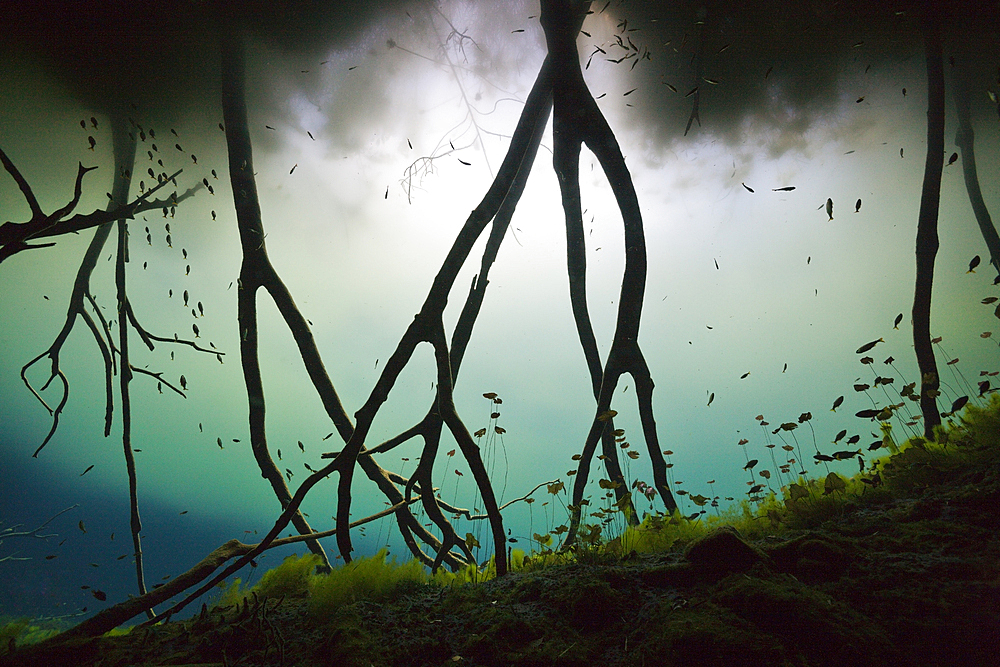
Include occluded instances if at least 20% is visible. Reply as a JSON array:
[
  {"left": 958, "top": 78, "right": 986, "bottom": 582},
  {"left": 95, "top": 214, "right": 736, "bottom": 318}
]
[{"left": 1, "top": 0, "right": 998, "bottom": 623}]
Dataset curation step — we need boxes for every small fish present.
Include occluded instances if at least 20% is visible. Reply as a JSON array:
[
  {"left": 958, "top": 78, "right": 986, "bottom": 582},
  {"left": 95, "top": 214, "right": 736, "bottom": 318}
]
[
  {"left": 180, "top": 375, "right": 187, "bottom": 390},
  {"left": 807, "top": 256, "right": 811, "bottom": 265},
  {"left": 385, "top": 186, "right": 388, "bottom": 199},
  {"left": 968, "top": 255, "right": 981, "bottom": 273},
  {"left": 714, "top": 258, "right": 719, "bottom": 270},
  {"left": 217, "top": 437, "right": 223, "bottom": 449},
  {"left": 743, "top": 459, "right": 758, "bottom": 470},
  {"left": 765, "top": 66, "right": 773, "bottom": 78},
  {"left": 831, "top": 396, "right": 844, "bottom": 412},
  {"left": 199, "top": 423, "right": 203, "bottom": 432},
  {"left": 198, "top": 302, "right": 204, "bottom": 316},
  {"left": 707, "top": 392, "right": 715, "bottom": 407},
  {"left": 740, "top": 372, "right": 750, "bottom": 379},
  {"left": 80, "top": 465, "right": 95, "bottom": 476},
  {"left": 856, "top": 338, "right": 884, "bottom": 354},
  {"left": 662, "top": 82, "right": 678, "bottom": 92},
  {"left": 266, "top": 125, "right": 275, "bottom": 130},
  {"left": 684, "top": 87, "right": 698, "bottom": 98},
  {"left": 193, "top": 323, "right": 200, "bottom": 338},
  {"left": 847, "top": 434, "right": 861, "bottom": 445},
  {"left": 900, "top": 147, "right": 904, "bottom": 158},
  {"left": 623, "top": 88, "right": 637, "bottom": 96},
  {"left": 856, "top": 96, "right": 865, "bottom": 103},
  {"left": 855, "top": 409, "right": 880, "bottom": 419},
  {"left": 950, "top": 396, "right": 969, "bottom": 413},
  {"left": 511, "top": 28, "right": 524, "bottom": 33},
  {"left": 855, "top": 198, "right": 862, "bottom": 213},
  {"left": 947, "top": 152, "right": 958, "bottom": 166},
  {"left": 79, "top": 520, "right": 86, "bottom": 533},
  {"left": 782, "top": 363, "right": 787, "bottom": 373},
  {"left": 826, "top": 198, "right": 833, "bottom": 221},
  {"left": 90, "top": 116, "right": 98, "bottom": 129},
  {"left": 180, "top": 510, "right": 188, "bottom": 515},
  {"left": 902, "top": 88, "right": 907, "bottom": 96},
  {"left": 290, "top": 164, "right": 297, "bottom": 174},
  {"left": 742, "top": 183, "right": 754, "bottom": 193},
  {"left": 88, "top": 136, "right": 96, "bottom": 150},
  {"left": 979, "top": 380, "right": 991, "bottom": 396},
  {"left": 298, "top": 440, "right": 305, "bottom": 452},
  {"left": 832, "top": 449, "right": 861, "bottom": 461},
  {"left": 772, "top": 186, "right": 795, "bottom": 192},
  {"left": 323, "top": 433, "right": 334, "bottom": 440},
  {"left": 834, "top": 429, "right": 847, "bottom": 443},
  {"left": 92, "top": 590, "right": 107, "bottom": 602},
  {"left": 277, "top": 449, "right": 282, "bottom": 460},
  {"left": 894, "top": 313, "right": 903, "bottom": 329},
  {"left": 307, "top": 131, "right": 314, "bottom": 140},
  {"left": 183, "top": 290, "right": 189, "bottom": 306}
]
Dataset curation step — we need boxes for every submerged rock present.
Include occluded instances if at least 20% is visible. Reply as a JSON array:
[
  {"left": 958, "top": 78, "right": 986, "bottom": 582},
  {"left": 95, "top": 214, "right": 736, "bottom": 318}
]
[{"left": 683, "top": 526, "right": 769, "bottom": 571}]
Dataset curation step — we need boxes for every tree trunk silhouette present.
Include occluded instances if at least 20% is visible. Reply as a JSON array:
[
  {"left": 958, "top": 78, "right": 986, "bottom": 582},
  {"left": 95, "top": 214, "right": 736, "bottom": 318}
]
[
  {"left": 219, "top": 27, "right": 333, "bottom": 571},
  {"left": 951, "top": 51, "right": 1000, "bottom": 277},
  {"left": 912, "top": 10, "right": 945, "bottom": 438},
  {"left": 540, "top": 0, "right": 677, "bottom": 550}
]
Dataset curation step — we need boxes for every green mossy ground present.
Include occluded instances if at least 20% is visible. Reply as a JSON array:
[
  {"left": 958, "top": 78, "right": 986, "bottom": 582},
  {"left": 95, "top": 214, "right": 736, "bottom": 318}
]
[{"left": 3, "top": 400, "right": 999, "bottom": 666}]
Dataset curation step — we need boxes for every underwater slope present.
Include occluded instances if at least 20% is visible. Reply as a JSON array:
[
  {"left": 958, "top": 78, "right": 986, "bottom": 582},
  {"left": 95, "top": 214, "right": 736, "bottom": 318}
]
[{"left": 3, "top": 399, "right": 999, "bottom": 666}]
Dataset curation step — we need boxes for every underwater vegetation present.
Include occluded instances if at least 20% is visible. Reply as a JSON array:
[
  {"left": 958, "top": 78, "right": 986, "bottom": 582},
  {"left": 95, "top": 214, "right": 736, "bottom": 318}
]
[{"left": 3, "top": 394, "right": 999, "bottom": 666}]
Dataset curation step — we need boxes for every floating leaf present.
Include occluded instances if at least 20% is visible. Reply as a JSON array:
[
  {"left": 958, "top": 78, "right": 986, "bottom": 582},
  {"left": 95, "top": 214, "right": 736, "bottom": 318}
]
[
  {"left": 626, "top": 450, "right": 640, "bottom": 459},
  {"left": 483, "top": 392, "right": 498, "bottom": 399},
  {"left": 495, "top": 426, "right": 506, "bottom": 434},
  {"left": 491, "top": 412, "right": 501, "bottom": 419},
  {"left": 597, "top": 410, "right": 618, "bottom": 422},
  {"left": 599, "top": 478, "right": 621, "bottom": 489},
  {"left": 788, "top": 483, "right": 809, "bottom": 501},
  {"left": 474, "top": 428, "right": 487, "bottom": 438},
  {"left": 547, "top": 481, "right": 565, "bottom": 494}
]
